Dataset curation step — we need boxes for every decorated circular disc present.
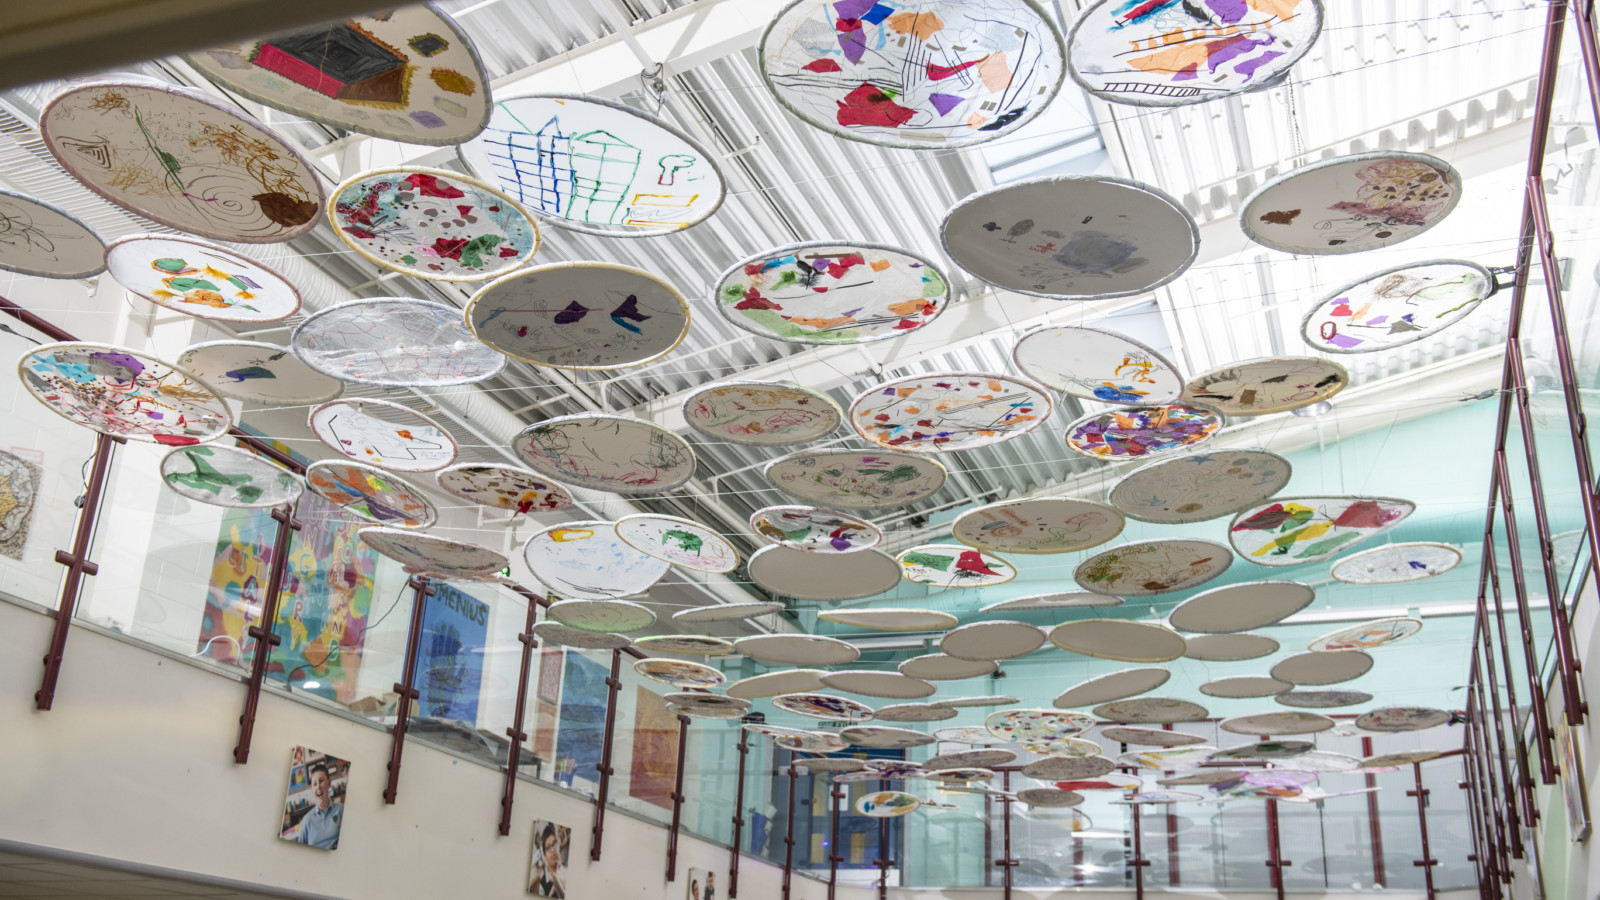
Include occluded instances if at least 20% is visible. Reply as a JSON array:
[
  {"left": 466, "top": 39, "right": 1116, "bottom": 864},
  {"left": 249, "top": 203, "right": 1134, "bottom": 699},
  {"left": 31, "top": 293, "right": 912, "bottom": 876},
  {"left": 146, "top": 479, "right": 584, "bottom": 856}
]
[
  {"left": 952, "top": 497, "right": 1124, "bottom": 555},
  {"left": 933, "top": 695, "right": 1020, "bottom": 709},
  {"left": 899, "top": 654, "right": 998, "bottom": 681},
  {"left": 1274, "top": 750, "right": 1363, "bottom": 773},
  {"left": 940, "top": 621, "right": 1046, "bottom": 661},
  {"left": 358, "top": 526, "right": 507, "bottom": 578},
  {"left": 794, "top": 757, "right": 864, "bottom": 773},
  {"left": 1241, "top": 152, "right": 1463, "bottom": 256},
  {"left": 184, "top": 4, "right": 490, "bottom": 145},
  {"left": 773, "top": 693, "right": 876, "bottom": 722},
  {"left": 742, "top": 723, "right": 815, "bottom": 741},
  {"left": 750, "top": 506, "right": 881, "bottom": 553},
  {"left": 1100, "top": 727, "right": 1207, "bottom": 748},
  {"left": 1356, "top": 707, "right": 1449, "bottom": 733},
  {"left": 924, "top": 767, "right": 994, "bottom": 783},
  {"left": 664, "top": 692, "right": 750, "bottom": 712},
  {"left": 1093, "top": 697, "right": 1209, "bottom": 724},
  {"left": 1075, "top": 538, "right": 1232, "bottom": 597},
  {"left": 1053, "top": 668, "right": 1171, "bottom": 709},
  {"left": 1231, "top": 496, "right": 1416, "bottom": 566},
  {"left": 547, "top": 598, "right": 657, "bottom": 633},
  {"left": 1275, "top": 689, "right": 1373, "bottom": 709},
  {"left": 1182, "top": 357, "right": 1349, "bottom": 417},
  {"left": 735, "top": 634, "right": 861, "bottom": 666},
  {"left": 1056, "top": 773, "right": 1143, "bottom": 792},
  {"left": 434, "top": 463, "right": 573, "bottom": 515},
  {"left": 760, "top": 0, "right": 1063, "bottom": 147},
  {"left": 632, "top": 635, "right": 735, "bottom": 656},
  {"left": 765, "top": 449, "right": 948, "bottom": 510},
  {"left": 849, "top": 372, "right": 1051, "bottom": 453},
  {"left": 1159, "top": 769, "right": 1249, "bottom": 787},
  {"left": 1022, "top": 756, "right": 1115, "bottom": 780},
  {"left": 304, "top": 461, "right": 436, "bottom": 527},
  {"left": 467, "top": 263, "right": 689, "bottom": 369},
  {"left": 818, "top": 608, "right": 958, "bottom": 631},
  {"left": 898, "top": 544, "right": 1016, "bottom": 589},
  {"left": 1065, "top": 404, "right": 1223, "bottom": 461},
  {"left": 1017, "top": 788, "right": 1084, "bottom": 807},
  {"left": 874, "top": 704, "right": 958, "bottom": 722},
  {"left": 309, "top": 398, "right": 457, "bottom": 472},
  {"left": 1116, "top": 791, "right": 1203, "bottom": 805},
  {"left": 672, "top": 602, "right": 786, "bottom": 624},
  {"left": 1270, "top": 650, "right": 1374, "bottom": 685},
  {"left": 160, "top": 444, "right": 302, "bottom": 508},
  {"left": 728, "top": 670, "right": 829, "bottom": 699},
  {"left": 943, "top": 176, "right": 1198, "bottom": 299},
  {"left": 0, "top": 188, "right": 104, "bottom": 278},
  {"left": 926, "top": 749, "right": 1017, "bottom": 770},
  {"left": 776, "top": 732, "right": 851, "bottom": 754},
  {"left": 634, "top": 659, "right": 726, "bottom": 689},
  {"left": 513, "top": 414, "right": 696, "bottom": 495},
  {"left": 174, "top": 340, "right": 341, "bottom": 404},
  {"left": 671, "top": 704, "right": 745, "bottom": 720},
  {"left": 1049, "top": 621, "right": 1187, "bottom": 663},
  {"left": 329, "top": 167, "right": 538, "bottom": 281},
  {"left": 459, "top": 93, "right": 725, "bottom": 236},
  {"left": 1211, "top": 741, "right": 1316, "bottom": 762},
  {"left": 1309, "top": 617, "right": 1423, "bottom": 652},
  {"left": 749, "top": 545, "right": 903, "bottom": 601},
  {"left": 1110, "top": 449, "right": 1292, "bottom": 525},
  {"left": 1012, "top": 324, "right": 1183, "bottom": 405},
  {"left": 19, "top": 342, "right": 231, "bottom": 444},
  {"left": 1304, "top": 260, "right": 1495, "bottom": 353},
  {"left": 856, "top": 791, "right": 921, "bottom": 818},
  {"left": 865, "top": 760, "right": 928, "bottom": 779},
  {"left": 1183, "top": 633, "right": 1281, "bottom": 662},
  {"left": 714, "top": 241, "right": 950, "bottom": 344},
  {"left": 683, "top": 382, "right": 843, "bottom": 446},
  {"left": 530, "top": 622, "right": 631, "bottom": 650},
  {"left": 841, "top": 725, "right": 936, "bottom": 748},
  {"left": 980, "top": 592, "right": 1123, "bottom": 613},
  {"left": 822, "top": 671, "right": 937, "bottom": 699},
  {"left": 934, "top": 726, "right": 1006, "bottom": 745},
  {"left": 291, "top": 297, "right": 506, "bottom": 386},
  {"left": 1116, "top": 746, "right": 1216, "bottom": 770},
  {"left": 1168, "top": 581, "right": 1315, "bottom": 634},
  {"left": 616, "top": 514, "right": 740, "bottom": 574},
  {"left": 985, "top": 709, "right": 1095, "bottom": 744},
  {"left": 1200, "top": 676, "right": 1294, "bottom": 699},
  {"left": 1362, "top": 749, "right": 1440, "bottom": 768},
  {"left": 1067, "top": 0, "right": 1323, "bottom": 107},
  {"left": 41, "top": 81, "right": 324, "bottom": 242},
  {"left": 1219, "top": 711, "right": 1335, "bottom": 736},
  {"left": 522, "top": 520, "right": 670, "bottom": 600},
  {"left": 1331, "top": 542, "right": 1462, "bottom": 584},
  {"left": 106, "top": 235, "right": 306, "bottom": 325}
]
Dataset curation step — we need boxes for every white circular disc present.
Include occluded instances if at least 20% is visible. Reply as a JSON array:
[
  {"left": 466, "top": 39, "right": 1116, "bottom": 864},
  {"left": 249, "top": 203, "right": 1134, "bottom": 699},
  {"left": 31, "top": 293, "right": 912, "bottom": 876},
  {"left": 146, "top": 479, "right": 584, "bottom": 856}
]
[
  {"left": 1183, "top": 633, "right": 1281, "bottom": 662},
  {"left": 848, "top": 372, "right": 1053, "bottom": 453},
  {"left": 1056, "top": 773, "right": 1143, "bottom": 792},
  {"left": 1241, "top": 152, "right": 1463, "bottom": 256},
  {"left": 522, "top": 520, "right": 670, "bottom": 600},
  {"left": 1116, "top": 746, "right": 1217, "bottom": 770},
  {"left": 682, "top": 381, "right": 843, "bottom": 447},
  {"left": 357, "top": 527, "right": 507, "bottom": 579},
  {"left": 980, "top": 592, "right": 1123, "bottom": 613},
  {"left": 933, "top": 695, "right": 1021, "bottom": 709},
  {"left": 1361, "top": 749, "right": 1441, "bottom": 768},
  {"left": 615, "top": 514, "right": 740, "bottom": 574},
  {"left": 855, "top": 791, "right": 921, "bottom": 818},
  {"left": 1050, "top": 620, "right": 1187, "bottom": 663},
  {"left": 434, "top": 463, "right": 574, "bottom": 515},
  {"left": 1099, "top": 727, "right": 1207, "bottom": 748},
  {"left": 773, "top": 693, "right": 876, "bottom": 722},
  {"left": 290, "top": 297, "right": 506, "bottom": 386},
  {"left": 1158, "top": 770, "right": 1249, "bottom": 787},
  {"left": 1274, "top": 689, "right": 1373, "bottom": 709},
  {"left": 1017, "top": 788, "right": 1085, "bottom": 807},
  {"left": 748, "top": 545, "right": 902, "bottom": 601},
  {"left": 925, "top": 749, "right": 1017, "bottom": 770},
  {"left": 1115, "top": 791, "right": 1204, "bottom": 805},
  {"left": 874, "top": 704, "right": 959, "bottom": 722},
  {"left": 1304, "top": 260, "right": 1494, "bottom": 354},
  {"left": 1356, "top": 707, "right": 1450, "bottom": 733},
  {"left": 898, "top": 544, "right": 1017, "bottom": 589},
  {"left": 19, "top": 342, "right": 232, "bottom": 444},
  {"left": 1269, "top": 650, "right": 1374, "bottom": 686},
  {"left": 1075, "top": 539, "right": 1233, "bottom": 597},
  {"left": 634, "top": 659, "right": 726, "bottom": 689},
  {"left": 749, "top": 506, "right": 882, "bottom": 553},
  {"left": 1273, "top": 750, "right": 1365, "bottom": 773},
  {"left": 821, "top": 670, "right": 937, "bottom": 699},
  {"left": 670, "top": 704, "right": 745, "bottom": 720},
  {"left": 1168, "top": 581, "right": 1315, "bottom": 634},
  {"left": 175, "top": 340, "right": 343, "bottom": 404},
  {"left": 765, "top": 449, "right": 948, "bottom": 510},
  {"left": 1065, "top": 404, "right": 1224, "bottom": 461},
  {"left": 513, "top": 414, "right": 696, "bottom": 494},
  {"left": 1027, "top": 737, "right": 1106, "bottom": 758},
  {"left": 1219, "top": 712, "right": 1336, "bottom": 736},
  {"left": 0, "top": 189, "right": 104, "bottom": 278},
  {"left": 734, "top": 634, "right": 861, "bottom": 666},
  {"left": 530, "top": 622, "right": 631, "bottom": 650},
  {"left": 107, "top": 235, "right": 302, "bottom": 322},
  {"left": 934, "top": 726, "right": 1007, "bottom": 745},
  {"left": 1331, "top": 542, "right": 1462, "bottom": 584},
  {"left": 841, "top": 725, "right": 936, "bottom": 749},
  {"left": 795, "top": 757, "right": 866, "bottom": 773},
  {"left": 940, "top": 621, "right": 1046, "bottom": 661},
  {"left": 1012, "top": 324, "right": 1184, "bottom": 405},
  {"left": 952, "top": 496, "right": 1125, "bottom": 555},
  {"left": 1053, "top": 667, "right": 1171, "bottom": 708},
  {"left": 632, "top": 635, "right": 735, "bottom": 656},
  {"left": 547, "top": 598, "right": 657, "bottom": 633},
  {"left": 923, "top": 767, "right": 995, "bottom": 783},
  {"left": 160, "top": 444, "right": 302, "bottom": 509},
  {"left": 898, "top": 654, "right": 998, "bottom": 681},
  {"left": 673, "top": 602, "right": 786, "bottom": 624},
  {"left": 309, "top": 398, "right": 458, "bottom": 472},
  {"left": 985, "top": 709, "right": 1096, "bottom": 744},
  {"left": 865, "top": 760, "right": 927, "bottom": 778},
  {"left": 1308, "top": 617, "right": 1423, "bottom": 652},
  {"left": 742, "top": 723, "right": 822, "bottom": 742},
  {"left": 1211, "top": 741, "right": 1316, "bottom": 762},
  {"left": 1199, "top": 676, "right": 1294, "bottom": 699},
  {"left": 726, "top": 669, "right": 828, "bottom": 699},
  {"left": 1022, "top": 756, "right": 1115, "bottom": 780},
  {"left": 664, "top": 692, "right": 751, "bottom": 712},
  {"left": 818, "top": 608, "right": 958, "bottom": 631},
  {"left": 1182, "top": 357, "right": 1349, "bottom": 417},
  {"left": 303, "top": 461, "right": 436, "bottom": 528},
  {"left": 1093, "top": 698, "right": 1209, "bottom": 724},
  {"left": 1110, "top": 449, "right": 1292, "bottom": 525}
]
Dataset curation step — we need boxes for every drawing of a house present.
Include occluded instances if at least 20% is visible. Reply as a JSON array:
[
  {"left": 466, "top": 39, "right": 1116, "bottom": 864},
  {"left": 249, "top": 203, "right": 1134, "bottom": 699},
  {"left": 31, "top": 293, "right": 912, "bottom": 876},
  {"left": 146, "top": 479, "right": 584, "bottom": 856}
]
[{"left": 567, "top": 128, "right": 641, "bottom": 225}]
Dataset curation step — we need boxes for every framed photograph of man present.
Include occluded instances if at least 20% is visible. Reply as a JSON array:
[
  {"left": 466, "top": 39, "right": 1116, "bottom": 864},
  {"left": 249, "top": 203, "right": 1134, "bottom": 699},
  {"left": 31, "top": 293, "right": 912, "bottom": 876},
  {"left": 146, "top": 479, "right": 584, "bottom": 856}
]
[
  {"left": 687, "top": 867, "right": 717, "bottom": 900},
  {"left": 528, "top": 819, "right": 571, "bottom": 897},
  {"left": 279, "top": 746, "right": 350, "bottom": 851}
]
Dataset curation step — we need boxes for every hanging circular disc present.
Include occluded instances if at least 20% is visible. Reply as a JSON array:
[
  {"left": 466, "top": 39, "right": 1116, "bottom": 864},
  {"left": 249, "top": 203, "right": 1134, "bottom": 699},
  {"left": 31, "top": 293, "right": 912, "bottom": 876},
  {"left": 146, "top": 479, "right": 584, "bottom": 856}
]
[
  {"left": 942, "top": 176, "right": 1199, "bottom": 299},
  {"left": 358, "top": 526, "right": 507, "bottom": 579},
  {"left": 773, "top": 693, "right": 876, "bottom": 722},
  {"left": 1209, "top": 741, "right": 1315, "bottom": 762},
  {"left": 923, "top": 767, "right": 995, "bottom": 783},
  {"left": 898, "top": 544, "right": 1017, "bottom": 589},
  {"left": 1274, "top": 689, "right": 1373, "bottom": 709},
  {"left": 848, "top": 372, "right": 1052, "bottom": 453},
  {"left": 1022, "top": 756, "right": 1115, "bottom": 780},
  {"left": 750, "top": 506, "right": 882, "bottom": 554},
  {"left": 175, "top": 340, "right": 342, "bottom": 405},
  {"left": 1168, "top": 581, "right": 1316, "bottom": 634},
  {"left": 1182, "top": 357, "right": 1349, "bottom": 417},
  {"left": 1308, "top": 616, "right": 1423, "bottom": 652},
  {"left": 940, "top": 621, "right": 1046, "bottom": 661},
  {"left": 160, "top": 444, "right": 302, "bottom": 508},
  {"left": 1355, "top": 707, "right": 1450, "bottom": 733},
  {"left": 1361, "top": 749, "right": 1440, "bottom": 768},
  {"left": 933, "top": 695, "right": 1021, "bottom": 709},
  {"left": 934, "top": 726, "right": 1007, "bottom": 745},
  {"left": 1053, "top": 668, "right": 1171, "bottom": 709},
  {"left": 985, "top": 709, "right": 1095, "bottom": 744},
  {"left": 1273, "top": 750, "right": 1364, "bottom": 773},
  {"left": 841, "top": 725, "right": 936, "bottom": 749},
  {"left": 1092, "top": 697, "right": 1209, "bottom": 724},
  {"left": 822, "top": 670, "right": 938, "bottom": 699},
  {"left": 925, "top": 749, "right": 1018, "bottom": 771},
  {"left": 862, "top": 759, "right": 927, "bottom": 779},
  {"left": 633, "top": 658, "right": 726, "bottom": 689},
  {"left": 1012, "top": 324, "right": 1184, "bottom": 405},
  {"left": 1269, "top": 649, "right": 1374, "bottom": 686},
  {"left": 1055, "top": 773, "right": 1143, "bottom": 793},
  {"left": 670, "top": 704, "right": 745, "bottom": 720},
  {"left": 899, "top": 654, "right": 998, "bottom": 681},
  {"left": 818, "top": 609, "right": 958, "bottom": 631},
  {"left": 1026, "top": 737, "right": 1105, "bottom": 758},
  {"left": 1017, "top": 788, "right": 1084, "bottom": 807},
  {"left": 765, "top": 448, "right": 948, "bottom": 510},
  {"left": 615, "top": 513, "right": 740, "bottom": 574},
  {"left": 512, "top": 413, "right": 697, "bottom": 494},
  {"left": 748, "top": 545, "right": 903, "bottom": 601},
  {"left": 735, "top": 634, "right": 861, "bottom": 666},
  {"left": 0, "top": 189, "right": 104, "bottom": 278},
  {"left": 522, "top": 520, "right": 670, "bottom": 600},
  {"left": 309, "top": 398, "right": 458, "bottom": 472},
  {"left": 1075, "top": 538, "right": 1233, "bottom": 597},
  {"left": 304, "top": 461, "right": 436, "bottom": 527},
  {"left": 727, "top": 669, "right": 829, "bottom": 699},
  {"left": 19, "top": 342, "right": 232, "bottom": 445},
  {"left": 1199, "top": 676, "right": 1294, "bottom": 699},
  {"left": 952, "top": 496, "right": 1125, "bottom": 555},
  {"left": 434, "top": 463, "right": 574, "bottom": 515},
  {"left": 1110, "top": 449, "right": 1292, "bottom": 526},
  {"left": 778, "top": 731, "right": 852, "bottom": 754},
  {"left": 1158, "top": 769, "right": 1250, "bottom": 787},
  {"left": 874, "top": 704, "right": 959, "bottom": 722},
  {"left": 1330, "top": 542, "right": 1462, "bottom": 584},
  {"left": 980, "top": 592, "right": 1123, "bottom": 613},
  {"left": 1303, "top": 259, "right": 1496, "bottom": 353},
  {"left": 1099, "top": 727, "right": 1207, "bottom": 748},
  {"left": 1114, "top": 791, "right": 1204, "bottom": 805},
  {"left": 1115, "top": 746, "right": 1216, "bottom": 770},
  {"left": 1049, "top": 621, "right": 1187, "bottom": 663},
  {"left": 664, "top": 692, "right": 751, "bottom": 712},
  {"left": 291, "top": 297, "right": 506, "bottom": 386},
  {"left": 683, "top": 381, "right": 843, "bottom": 446},
  {"left": 673, "top": 602, "right": 787, "bottom": 624},
  {"left": 106, "top": 235, "right": 301, "bottom": 323},
  {"left": 1183, "top": 633, "right": 1281, "bottom": 662},
  {"left": 547, "top": 598, "right": 657, "bottom": 633},
  {"left": 632, "top": 635, "right": 735, "bottom": 656},
  {"left": 1065, "top": 404, "right": 1224, "bottom": 461},
  {"left": 530, "top": 622, "right": 631, "bottom": 651},
  {"left": 1241, "top": 152, "right": 1463, "bottom": 256},
  {"left": 794, "top": 757, "right": 865, "bottom": 773},
  {"left": 855, "top": 791, "right": 921, "bottom": 818},
  {"left": 1219, "top": 712, "right": 1336, "bottom": 736}
]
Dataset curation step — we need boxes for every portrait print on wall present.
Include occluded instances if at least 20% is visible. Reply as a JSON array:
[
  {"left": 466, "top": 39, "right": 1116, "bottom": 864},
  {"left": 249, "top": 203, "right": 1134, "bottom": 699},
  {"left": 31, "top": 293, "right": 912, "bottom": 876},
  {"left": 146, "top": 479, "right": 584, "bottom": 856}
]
[
  {"left": 279, "top": 746, "right": 350, "bottom": 851},
  {"left": 687, "top": 867, "right": 717, "bottom": 900},
  {"left": 528, "top": 819, "right": 572, "bottom": 897}
]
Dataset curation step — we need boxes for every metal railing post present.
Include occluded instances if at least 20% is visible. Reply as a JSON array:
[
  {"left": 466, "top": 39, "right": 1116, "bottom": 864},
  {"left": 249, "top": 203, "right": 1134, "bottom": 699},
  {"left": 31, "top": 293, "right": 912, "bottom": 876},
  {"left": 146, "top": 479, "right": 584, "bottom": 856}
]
[
  {"left": 383, "top": 575, "right": 433, "bottom": 804},
  {"left": 35, "top": 431, "right": 117, "bottom": 710},
  {"left": 232, "top": 500, "right": 300, "bottom": 762},
  {"left": 1410, "top": 762, "right": 1440, "bottom": 899},
  {"left": 500, "top": 586, "right": 544, "bottom": 836},
  {"left": 729, "top": 727, "right": 749, "bottom": 898},
  {"left": 782, "top": 764, "right": 798, "bottom": 900},
  {"left": 994, "top": 770, "right": 1017, "bottom": 900},
  {"left": 589, "top": 648, "right": 624, "bottom": 861},
  {"left": 666, "top": 712, "right": 691, "bottom": 881}
]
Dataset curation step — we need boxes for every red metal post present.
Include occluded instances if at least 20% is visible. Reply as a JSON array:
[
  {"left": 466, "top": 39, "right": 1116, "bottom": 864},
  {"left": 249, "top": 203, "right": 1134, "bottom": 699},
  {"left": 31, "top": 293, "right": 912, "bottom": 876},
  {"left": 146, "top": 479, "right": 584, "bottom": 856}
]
[
  {"left": 35, "top": 430, "right": 116, "bottom": 710},
  {"left": 827, "top": 779, "right": 843, "bottom": 900},
  {"left": 1409, "top": 762, "right": 1439, "bottom": 899},
  {"left": 1361, "top": 736, "right": 1386, "bottom": 887},
  {"left": 1129, "top": 797, "right": 1147, "bottom": 899},
  {"left": 995, "top": 770, "right": 1017, "bottom": 900},
  {"left": 383, "top": 575, "right": 433, "bottom": 804},
  {"left": 666, "top": 712, "right": 691, "bottom": 881},
  {"left": 1482, "top": 542, "right": 1539, "bottom": 837},
  {"left": 1493, "top": 451, "right": 1560, "bottom": 783},
  {"left": 589, "top": 648, "right": 624, "bottom": 861},
  {"left": 782, "top": 764, "right": 798, "bottom": 900},
  {"left": 1265, "top": 798, "right": 1290, "bottom": 900},
  {"left": 875, "top": 776, "right": 890, "bottom": 900},
  {"left": 729, "top": 728, "right": 749, "bottom": 898},
  {"left": 232, "top": 501, "right": 300, "bottom": 763},
  {"left": 500, "top": 586, "right": 543, "bottom": 836}
]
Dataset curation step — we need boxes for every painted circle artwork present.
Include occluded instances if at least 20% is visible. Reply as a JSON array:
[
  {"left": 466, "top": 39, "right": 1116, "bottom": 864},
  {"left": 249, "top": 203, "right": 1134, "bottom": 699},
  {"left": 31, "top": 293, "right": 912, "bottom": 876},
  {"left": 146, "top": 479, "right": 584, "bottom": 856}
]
[
  {"left": 159, "top": 444, "right": 301, "bottom": 508},
  {"left": 1270, "top": 649, "right": 1374, "bottom": 686},
  {"left": 433, "top": 463, "right": 574, "bottom": 515},
  {"left": 1330, "top": 541, "right": 1462, "bottom": 584},
  {"left": 1053, "top": 667, "right": 1171, "bottom": 709},
  {"left": 175, "top": 341, "right": 342, "bottom": 405},
  {"left": 1240, "top": 152, "right": 1463, "bottom": 256},
  {"left": 41, "top": 81, "right": 323, "bottom": 242},
  {"left": 849, "top": 372, "right": 1051, "bottom": 453},
  {"left": 1067, "top": 0, "right": 1323, "bottom": 107},
  {"left": 665, "top": 693, "right": 750, "bottom": 713},
  {"left": 765, "top": 449, "right": 948, "bottom": 510},
  {"left": 980, "top": 592, "right": 1123, "bottom": 613},
  {"left": 459, "top": 93, "right": 725, "bottom": 236},
  {"left": 985, "top": 710, "right": 1096, "bottom": 744},
  {"left": 512, "top": 414, "right": 697, "bottom": 494},
  {"left": 1065, "top": 404, "right": 1223, "bottom": 460},
  {"left": 683, "top": 382, "right": 843, "bottom": 447},
  {"left": 934, "top": 726, "right": 1006, "bottom": 745},
  {"left": 547, "top": 599, "right": 657, "bottom": 633},
  {"left": 1274, "top": 689, "right": 1372, "bottom": 709},
  {"left": 1230, "top": 496, "right": 1416, "bottom": 566},
  {"left": 772, "top": 692, "right": 876, "bottom": 722},
  {"left": 748, "top": 545, "right": 902, "bottom": 601},
  {"left": 0, "top": 189, "right": 104, "bottom": 278},
  {"left": 1022, "top": 739, "right": 1104, "bottom": 760},
  {"left": 357, "top": 527, "right": 507, "bottom": 579},
  {"left": 328, "top": 167, "right": 539, "bottom": 282},
  {"left": 632, "top": 635, "right": 734, "bottom": 656},
  {"left": 1219, "top": 712, "right": 1335, "bottom": 736},
  {"left": 522, "top": 520, "right": 670, "bottom": 600},
  {"left": 1199, "top": 676, "right": 1293, "bottom": 699},
  {"left": 714, "top": 241, "right": 950, "bottom": 345},
  {"left": 1074, "top": 538, "right": 1233, "bottom": 597},
  {"left": 841, "top": 725, "right": 937, "bottom": 748},
  {"left": 925, "top": 749, "right": 1017, "bottom": 771},
  {"left": 673, "top": 602, "right": 787, "bottom": 624},
  {"left": 106, "top": 235, "right": 303, "bottom": 323},
  {"left": 1273, "top": 751, "right": 1363, "bottom": 773},
  {"left": 291, "top": 298, "right": 507, "bottom": 387},
  {"left": 923, "top": 767, "right": 994, "bottom": 783},
  {"left": 773, "top": 730, "right": 850, "bottom": 754},
  {"left": 1012, "top": 324, "right": 1186, "bottom": 408},
  {"left": 615, "top": 513, "right": 740, "bottom": 574},
  {"left": 1048, "top": 621, "right": 1188, "bottom": 663},
  {"left": 1116, "top": 746, "right": 1216, "bottom": 770},
  {"left": 309, "top": 398, "right": 458, "bottom": 472},
  {"left": 1099, "top": 727, "right": 1207, "bottom": 748},
  {"left": 1021, "top": 756, "right": 1115, "bottom": 781},
  {"left": 304, "top": 460, "right": 436, "bottom": 528},
  {"left": 942, "top": 176, "right": 1199, "bottom": 299},
  {"left": 1181, "top": 357, "right": 1349, "bottom": 417},
  {"left": 856, "top": 791, "right": 921, "bottom": 818},
  {"left": 735, "top": 634, "right": 862, "bottom": 666},
  {"left": 823, "top": 671, "right": 938, "bottom": 699},
  {"left": 730, "top": 671, "right": 829, "bottom": 700},
  {"left": 184, "top": 4, "right": 490, "bottom": 145},
  {"left": 1017, "top": 788, "right": 1084, "bottom": 808},
  {"left": 1362, "top": 749, "right": 1440, "bottom": 768},
  {"left": 951, "top": 496, "right": 1124, "bottom": 555},
  {"left": 1356, "top": 707, "right": 1449, "bottom": 733},
  {"left": 18, "top": 342, "right": 232, "bottom": 445},
  {"left": 1109, "top": 449, "right": 1291, "bottom": 525},
  {"left": 897, "top": 544, "right": 1016, "bottom": 588},
  {"left": 1092, "top": 697, "right": 1208, "bottom": 724},
  {"left": 759, "top": 0, "right": 1064, "bottom": 148},
  {"left": 671, "top": 705, "right": 746, "bottom": 721},
  {"left": 530, "top": 622, "right": 631, "bottom": 651},
  {"left": 1211, "top": 741, "right": 1315, "bottom": 762},
  {"left": 633, "top": 659, "right": 725, "bottom": 690},
  {"left": 899, "top": 654, "right": 998, "bottom": 680},
  {"left": 1159, "top": 769, "right": 1248, "bottom": 787},
  {"left": 818, "top": 609, "right": 958, "bottom": 631},
  {"left": 1303, "top": 260, "right": 1495, "bottom": 354},
  {"left": 467, "top": 263, "right": 690, "bottom": 370},
  {"left": 1308, "top": 616, "right": 1423, "bottom": 652},
  {"left": 750, "top": 506, "right": 882, "bottom": 553},
  {"left": 1183, "top": 632, "right": 1280, "bottom": 662},
  {"left": 874, "top": 704, "right": 958, "bottom": 722},
  {"left": 1167, "top": 580, "right": 1315, "bottom": 634}
]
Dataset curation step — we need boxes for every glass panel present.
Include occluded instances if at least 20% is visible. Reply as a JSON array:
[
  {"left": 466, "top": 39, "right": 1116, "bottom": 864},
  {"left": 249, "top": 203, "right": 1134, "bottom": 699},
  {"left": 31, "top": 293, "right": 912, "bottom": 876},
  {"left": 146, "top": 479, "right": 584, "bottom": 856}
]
[
  {"left": 680, "top": 715, "right": 741, "bottom": 846},
  {"left": 608, "top": 652, "right": 679, "bottom": 826}
]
